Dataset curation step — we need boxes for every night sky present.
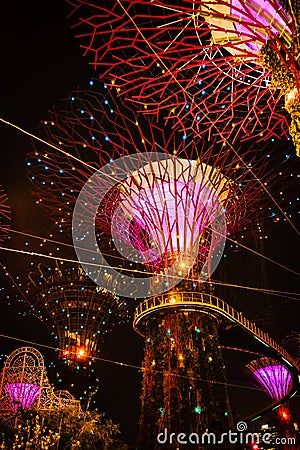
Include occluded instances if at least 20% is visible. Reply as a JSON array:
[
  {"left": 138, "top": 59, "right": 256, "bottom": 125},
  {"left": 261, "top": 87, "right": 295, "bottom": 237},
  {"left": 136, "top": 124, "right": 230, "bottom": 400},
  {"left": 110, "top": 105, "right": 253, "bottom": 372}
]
[{"left": 0, "top": 1, "right": 299, "bottom": 446}]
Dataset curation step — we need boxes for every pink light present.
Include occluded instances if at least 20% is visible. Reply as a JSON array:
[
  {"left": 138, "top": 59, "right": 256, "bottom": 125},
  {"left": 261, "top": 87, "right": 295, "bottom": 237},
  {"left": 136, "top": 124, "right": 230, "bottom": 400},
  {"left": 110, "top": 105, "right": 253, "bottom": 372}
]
[
  {"left": 252, "top": 365, "right": 292, "bottom": 401},
  {"left": 4, "top": 383, "right": 40, "bottom": 412},
  {"left": 131, "top": 180, "right": 212, "bottom": 259},
  {"left": 117, "top": 158, "right": 228, "bottom": 268},
  {"left": 230, "top": 0, "right": 291, "bottom": 53}
]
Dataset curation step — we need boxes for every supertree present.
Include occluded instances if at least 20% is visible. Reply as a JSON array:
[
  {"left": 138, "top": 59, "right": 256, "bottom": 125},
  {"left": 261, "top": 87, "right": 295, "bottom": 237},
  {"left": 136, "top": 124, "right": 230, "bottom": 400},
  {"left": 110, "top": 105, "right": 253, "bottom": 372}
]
[
  {"left": 26, "top": 82, "right": 299, "bottom": 235},
  {"left": 25, "top": 84, "right": 300, "bottom": 448},
  {"left": 66, "top": 0, "right": 300, "bottom": 155},
  {"left": 0, "top": 187, "right": 10, "bottom": 244},
  {"left": 247, "top": 357, "right": 298, "bottom": 448},
  {"left": 27, "top": 260, "right": 130, "bottom": 400}
]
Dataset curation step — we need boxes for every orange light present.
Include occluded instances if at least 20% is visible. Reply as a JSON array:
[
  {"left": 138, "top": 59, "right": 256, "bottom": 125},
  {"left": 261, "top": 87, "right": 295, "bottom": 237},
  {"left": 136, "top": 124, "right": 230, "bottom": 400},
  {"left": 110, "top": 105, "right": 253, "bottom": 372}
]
[
  {"left": 279, "top": 406, "right": 290, "bottom": 421},
  {"left": 281, "top": 410, "right": 290, "bottom": 420},
  {"left": 63, "top": 349, "right": 69, "bottom": 356},
  {"left": 76, "top": 348, "right": 88, "bottom": 360}
]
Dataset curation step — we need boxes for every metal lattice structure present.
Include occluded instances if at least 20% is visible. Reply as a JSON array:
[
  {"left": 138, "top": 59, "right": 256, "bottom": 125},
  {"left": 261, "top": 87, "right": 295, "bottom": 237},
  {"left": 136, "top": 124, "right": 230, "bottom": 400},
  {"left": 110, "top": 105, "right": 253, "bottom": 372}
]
[
  {"left": 27, "top": 83, "right": 297, "bottom": 241},
  {"left": 28, "top": 261, "right": 130, "bottom": 365},
  {"left": 247, "top": 357, "right": 293, "bottom": 401},
  {"left": 246, "top": 356, "right": 297, "bottom": 443},
  {"left": 50, "top": 389, "right": 81, "bottom": 411},
  {"left": 0, "top": 347, "right": 53, "bottom": 416},
  {"left": 66, "top": 0, "right": 300, "bottom": 154},
  {"left": 0, "top": 347, "right": 81, "bottom": 424}
]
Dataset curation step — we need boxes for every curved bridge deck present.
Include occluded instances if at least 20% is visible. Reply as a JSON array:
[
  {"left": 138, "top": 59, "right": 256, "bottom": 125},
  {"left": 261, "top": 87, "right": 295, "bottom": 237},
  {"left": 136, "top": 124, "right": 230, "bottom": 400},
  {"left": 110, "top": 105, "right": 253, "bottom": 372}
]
[{"left": 134, "top": 291, "right": 300, "bottom": 373}]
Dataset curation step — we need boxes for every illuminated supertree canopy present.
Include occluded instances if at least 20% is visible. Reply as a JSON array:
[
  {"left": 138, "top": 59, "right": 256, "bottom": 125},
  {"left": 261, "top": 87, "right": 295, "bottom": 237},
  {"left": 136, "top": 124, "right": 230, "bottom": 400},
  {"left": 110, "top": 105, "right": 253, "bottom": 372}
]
[
  {"left": 27, "top": 82, "right": 299, "bottom": 250},
  {"left": 27, "top": 261, "right": 130, "bottom": 364},
  {"left": 0, "top": 187, "right": 10, "bottom": 244},
  {"left": 66, "top": 0, "right": 300, "bottom": 154},
  {"left": 247, "top": 357, "right": 293, "bottom": 402},
  {"left": 246, "top": 356, "right": 297, "bottom": 442}
]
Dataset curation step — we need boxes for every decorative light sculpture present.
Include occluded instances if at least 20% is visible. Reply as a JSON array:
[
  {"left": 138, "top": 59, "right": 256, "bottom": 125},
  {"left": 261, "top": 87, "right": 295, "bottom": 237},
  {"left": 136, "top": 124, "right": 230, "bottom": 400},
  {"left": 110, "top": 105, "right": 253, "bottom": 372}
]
[
  {"left": 28, "top": 261, "right": 130, "bottom": 365},
  {"left": 66, "top": 0, "right": 299, "bottom": 155},
  {"left": 26, "top": 85, "right": 298, "bottom": 447},
  {"left": 0, "top": 347, "right": 53, "bottom": 416},
  {"left": 0, "top": 347, "right": 81, "bottom": 425}
]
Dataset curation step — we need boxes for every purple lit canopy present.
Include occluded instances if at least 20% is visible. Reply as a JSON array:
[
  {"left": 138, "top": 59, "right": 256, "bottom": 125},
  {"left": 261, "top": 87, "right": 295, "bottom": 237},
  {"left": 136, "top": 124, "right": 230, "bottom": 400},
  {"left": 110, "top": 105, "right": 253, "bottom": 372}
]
[
  {"left": 202, "top": 0, "right": 291, "bottom": 55},
  {"left": 4, "top": 383, "right": 40, "bottom": 412},
  {"left": 112, "top": 157, "right": 229, "bottom": 272},
  {"left": 247, "top": 358, "right": 293, "bottom": 401}
]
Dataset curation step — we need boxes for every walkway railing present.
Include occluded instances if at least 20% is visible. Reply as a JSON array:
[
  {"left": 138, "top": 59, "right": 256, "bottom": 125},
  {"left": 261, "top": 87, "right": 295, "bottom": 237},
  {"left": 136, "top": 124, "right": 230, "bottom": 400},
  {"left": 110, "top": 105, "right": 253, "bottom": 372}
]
[{"left": 133, "top": 291, "right": 300, "bottom": 373}]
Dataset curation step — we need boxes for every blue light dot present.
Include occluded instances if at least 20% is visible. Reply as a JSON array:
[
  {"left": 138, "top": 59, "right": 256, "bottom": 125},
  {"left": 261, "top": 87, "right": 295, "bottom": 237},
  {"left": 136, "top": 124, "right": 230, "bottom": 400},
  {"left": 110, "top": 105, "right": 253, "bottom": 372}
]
[
  {"left": 89, "top": 80, "right": 94, "bottom": 86},
  {"left": 44, "top": 166, "right": 49, "bottom": 170},
  {"left": 201, "top": 90, "right": 206, "bottom": 95},
  {"left": 196, "top": 115, "right": 201, "bottom": 121},
  {"left": 105, "top": 136, "right": 109, "bottom": 141},
  {"left": 182, "top": 135, "right": 187, "bottom": 140},
  {"left": 194, "top": 406, "right": 202, "bottom": 414},
  {"left": 90, "top": 116, "right": 94, "bottom": 120},
  {"left": 104, "top": 100, "right": 109, "bottom": 105}
]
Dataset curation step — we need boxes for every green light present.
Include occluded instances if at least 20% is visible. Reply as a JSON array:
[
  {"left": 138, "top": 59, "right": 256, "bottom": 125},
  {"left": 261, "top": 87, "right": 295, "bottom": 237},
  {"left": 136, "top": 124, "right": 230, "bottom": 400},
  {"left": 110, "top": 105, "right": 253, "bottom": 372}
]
[
  {"left": 166, "top": 329, "right": 171, "bottom": 335},
  {"left": 147, "top": 337, "right": 151, "bottom": 343},
  {"left": 196, "top": 328, "right": 201, "bottom": 333},
  {"left": 194, "top": 406, "right": 201, "bottom": 414},
  {"left": 225, "top": 411, "right": 229, "bottom": 417}
]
